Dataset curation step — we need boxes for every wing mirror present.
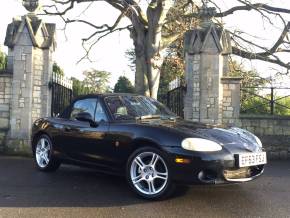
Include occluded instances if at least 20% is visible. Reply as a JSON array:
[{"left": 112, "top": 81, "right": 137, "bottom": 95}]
[{"left": 75, "top": 112, "right": 98, "bottom": 127}]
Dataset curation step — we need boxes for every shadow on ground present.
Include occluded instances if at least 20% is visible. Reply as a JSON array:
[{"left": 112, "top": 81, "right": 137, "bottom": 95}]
[
  {"left": 0, "top": 156, "right": 192, "bottom": 207},
  {"left": 0, "top": 155, "right": 290, "bottom": 217}
]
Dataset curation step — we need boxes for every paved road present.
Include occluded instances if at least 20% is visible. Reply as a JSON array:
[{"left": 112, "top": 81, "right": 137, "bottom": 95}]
[{"left": 0, "top": 156, "right": 290, "bottom": 218}]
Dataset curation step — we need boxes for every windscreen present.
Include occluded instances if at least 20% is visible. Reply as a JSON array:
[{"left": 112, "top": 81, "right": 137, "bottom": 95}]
[{"left": 105, "top": 95, "right": 176, "bottom": 120}]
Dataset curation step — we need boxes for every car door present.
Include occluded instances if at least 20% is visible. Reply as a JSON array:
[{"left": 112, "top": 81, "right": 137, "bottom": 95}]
[
  {"left": 61, "top": 97, "right": 110, "bottom": 165},
  {"left": 103, "top": 96, "right": 137, "bottom": 166}
]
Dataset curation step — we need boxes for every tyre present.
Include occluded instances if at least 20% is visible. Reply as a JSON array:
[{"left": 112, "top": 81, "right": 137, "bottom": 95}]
[
  {"left": 126, "top": 147, "right": 175, "bottom": 200},
  {"left": 33, "top": 134, "right": 61, "bottom": 172}
]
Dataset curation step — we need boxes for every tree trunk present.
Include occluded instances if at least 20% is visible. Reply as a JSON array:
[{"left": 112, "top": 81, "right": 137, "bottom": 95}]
[
  {"left": 134, "top": 48, "right": 164, "bottom": 99},
  {"left": 146, "top": 55, "right": 163, "bottom": 99},
  {"left": 135, "top": 49, "right": 150, "bottom": 97},
  {"left": 131, "top": 0, "right": 171, "bottom": 99},
  {"left": 132, "top": 25, "right": 165, "bottom": 99},
  {"left": 135, "top": 52, "right": 164, "bottom": 98},
  {"left": 133, "top": 30, "right": 164, "bottom": 99}
]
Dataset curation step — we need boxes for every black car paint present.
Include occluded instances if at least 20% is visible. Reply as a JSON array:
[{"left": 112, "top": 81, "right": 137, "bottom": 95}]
[{"left": 32, "top": 94, "right": 264, "bottom": 184}]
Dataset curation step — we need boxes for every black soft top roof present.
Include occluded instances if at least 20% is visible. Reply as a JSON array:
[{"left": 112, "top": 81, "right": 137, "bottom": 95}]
[{"left": 73, "top": 93, "right": 142, "bottom": 101}]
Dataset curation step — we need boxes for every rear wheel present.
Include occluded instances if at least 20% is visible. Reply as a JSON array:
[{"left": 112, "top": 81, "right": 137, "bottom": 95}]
[
  {"left": 126, "top": 147, "right": 175, "bottom": 200},
  {"left": 34, "top": 134, "right": 61, "bottom": 172}
]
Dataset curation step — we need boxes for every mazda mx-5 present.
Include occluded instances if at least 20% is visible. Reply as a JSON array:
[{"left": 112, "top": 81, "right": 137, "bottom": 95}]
[{"left": 31, "top": 94, "right": 267, "bottom": 199}]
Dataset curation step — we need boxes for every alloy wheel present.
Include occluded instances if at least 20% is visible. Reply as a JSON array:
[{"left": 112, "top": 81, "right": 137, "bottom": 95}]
[
  {"left": 130, "top": 151, "right": 169, "bottom": 196},
  {"left": 35, "top": 137, "right": 51, "bottom": 168}
]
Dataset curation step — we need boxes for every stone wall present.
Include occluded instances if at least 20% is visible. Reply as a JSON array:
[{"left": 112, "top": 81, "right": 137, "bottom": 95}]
[
  {"left": 0, "top": 74, "right": 12, "bottom": 152},
  {"left": 237, "top": 116, "right": 290, "bottom": 160},
  {"left": 2, "top": 14, "right": 55, "bottom": 155},
  {"left": 221, "top": 77, "right": 242, "bottom": 125},
  {"left": 183, "top": 29, "right": 230, "bottom": 124},
  {"left": 7, "top": 27, "right": 35, "bottom": 153},
  {"left": 31, "top": 48, "right": 53, "bottom": 122},
  {"left": 184, "top": 54, "right": 201, "bottom": 120},
  {"left": 198, "top": 53, "right": 224, "bottom": 124},
  {"left": 183, "top": 6, "right": 232, "bottom": 124}
]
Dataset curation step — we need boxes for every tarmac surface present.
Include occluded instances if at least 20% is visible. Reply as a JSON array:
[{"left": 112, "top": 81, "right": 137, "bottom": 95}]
[{"left": 0, "top": 156, "right": 290, "bottom": 218}]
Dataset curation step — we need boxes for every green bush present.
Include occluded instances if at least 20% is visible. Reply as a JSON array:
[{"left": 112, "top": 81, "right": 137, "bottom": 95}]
[
  {"left": 0, "top": 48, "right": 7, "bottom": 70},
  {"left": 241, "top": 91, "right": 290, "bottom": 116}
]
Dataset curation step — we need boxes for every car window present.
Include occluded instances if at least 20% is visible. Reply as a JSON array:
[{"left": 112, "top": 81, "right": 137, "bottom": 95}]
[
  {"left": 105, "top": 96, "right": 135, "bottom": 120},
  {"left": 70, "top": 98, "right": 97, "bottom": 120},
  {"left": 95, "top": 101, "right": 108, "bottom": 122}
]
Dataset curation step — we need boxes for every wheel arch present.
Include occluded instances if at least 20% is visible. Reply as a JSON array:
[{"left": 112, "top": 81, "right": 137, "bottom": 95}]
[{"left": 131, "top": 138, "right": 164, "bottom": 153}]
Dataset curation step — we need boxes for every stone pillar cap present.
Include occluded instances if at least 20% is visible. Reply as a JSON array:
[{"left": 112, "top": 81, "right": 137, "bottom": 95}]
[
  {"left": 184, "top": 25, "right": 232, "bottom": 55},
  {"left": 4, "top": 15, "right": 56, "bottom": 50}
]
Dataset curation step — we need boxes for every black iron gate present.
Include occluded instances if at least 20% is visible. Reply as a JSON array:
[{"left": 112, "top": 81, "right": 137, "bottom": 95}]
[
  {"left": 50, "top": 73, "right": 73, "bottom": 117},
  {"left": 166, "top": 86, "right": 186, "bottom": 118}
]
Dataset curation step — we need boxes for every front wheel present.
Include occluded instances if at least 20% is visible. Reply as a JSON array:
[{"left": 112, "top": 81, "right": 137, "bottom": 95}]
[
  {"left": 126, "top": 147, "right": 175, "bottom": 200},
  {"left": 34, "top": 134, "right": 61, "bottom": 172}
]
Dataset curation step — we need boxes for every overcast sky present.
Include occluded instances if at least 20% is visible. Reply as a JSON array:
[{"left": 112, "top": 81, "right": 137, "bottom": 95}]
[{"left": 0, "top": 0, "right": 290, "bottom": 88}]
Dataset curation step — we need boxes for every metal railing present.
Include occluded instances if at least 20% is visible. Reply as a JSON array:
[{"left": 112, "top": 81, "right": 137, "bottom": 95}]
[
  {"left": 166, "top": 86, "right": 186, "bottom": 118},
  {"left": 241, "top": 87, "right": 290, "bottom": 116},
  {"left": 50, "top": 72, "right": 73, "bottom": 117}
]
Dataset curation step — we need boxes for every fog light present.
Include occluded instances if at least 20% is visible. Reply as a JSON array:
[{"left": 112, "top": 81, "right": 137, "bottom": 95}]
[
  {"left": 198, "top": 170, "right": 217, "bottom": 184},
  {"left": 175, "top": 158, "right": 191, "bottom": 164}
]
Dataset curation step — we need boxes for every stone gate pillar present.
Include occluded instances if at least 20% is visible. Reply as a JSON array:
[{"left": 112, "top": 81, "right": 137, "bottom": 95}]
[
  {"left": 183, "top": 5, "right": 239, "bottom": 125},
  {"left": 4, "top": 0, "right": 56, "bottom": 153}
]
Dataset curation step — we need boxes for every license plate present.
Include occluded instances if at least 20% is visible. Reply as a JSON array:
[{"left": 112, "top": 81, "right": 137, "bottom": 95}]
[{"left": 238, "top": 152, "right": 267, "bottom": 167}]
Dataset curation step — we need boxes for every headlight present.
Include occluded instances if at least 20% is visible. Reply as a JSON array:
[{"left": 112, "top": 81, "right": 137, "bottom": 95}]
[{"left": 181, "top": 138, "right": 222, "bottom": 152}]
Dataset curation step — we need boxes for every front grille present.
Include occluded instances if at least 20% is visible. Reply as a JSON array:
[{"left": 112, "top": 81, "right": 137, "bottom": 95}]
[{"left": 223, "top": 167, "right": 251, "bottom": 180}]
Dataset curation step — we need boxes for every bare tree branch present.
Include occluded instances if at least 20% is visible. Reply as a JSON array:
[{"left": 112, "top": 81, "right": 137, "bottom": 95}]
[
  {"left": 230, "top": 22, "right": 290, "bottom": 69},
  {"left": 78, "top": 24, "right": 132, "bottom": 63},
  {"left": 66, "top": 10, "right": 127, "bottom": 41},
  {"left": 161, "top": 31, "right": 185, "bottom": 50},
  {"left": 215, "top": 2, "right": 290, "bottom": 17},
  {"left": 43, "top": 0, "right": 75, "bottom": 15},
  {"left": 41, "top": 0, "right": 290, "bottom": 97},
  {"left": 232, "top": 47, "right": 290, "bottom": 69}
]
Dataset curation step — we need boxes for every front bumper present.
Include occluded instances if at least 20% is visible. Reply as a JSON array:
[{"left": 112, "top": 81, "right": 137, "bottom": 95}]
[
  {"left": 164, "top": 147, "right": 265, "bottom": 185},
  {"left": 223, "top": 166, "right": 264, "bottom": 182}
]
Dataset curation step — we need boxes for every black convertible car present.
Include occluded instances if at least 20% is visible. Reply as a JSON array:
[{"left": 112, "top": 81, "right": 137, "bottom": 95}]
[{"left": 32, "top": 94, "right": 267, "bottom": 199}]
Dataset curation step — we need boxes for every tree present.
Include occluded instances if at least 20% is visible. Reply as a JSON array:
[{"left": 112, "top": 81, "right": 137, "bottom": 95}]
[
  {"left": 227, "top": 60, "right": 290, "bottom": 116},
  {"left": 44, "top": 0, "right": 290, "bottom": 99},
  {"left": 240, "top": 92, "right": 290, "bottom": 116},
  {"left": 158, "top": 56, "right": 185, "bottom": 103},
  {"left": 114, "top": 76, "right": 135, "bottom": 93},
  {"left": 72, "top": 70, "right": 112, "bottom": 97},
  {"left": 125, "top": 46, "right": 185, "bottom": 101},
  {"left": 0, "top": 48, "right": 7, "bottom": 70},
  {"left": 53, "top": 62, "right": 64, "bottom": 76},
  {"left": 82, "top": 69, "right": 111, "bottom": 93},
  {"left": 125, "top": 49, "right": 136, "bottom": 73},
  {"left": 229, "top": 60, "right": 269, "bottom": 88},
  {"left": 71, "top": 77, "right": 91, "bottom": 97}
]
